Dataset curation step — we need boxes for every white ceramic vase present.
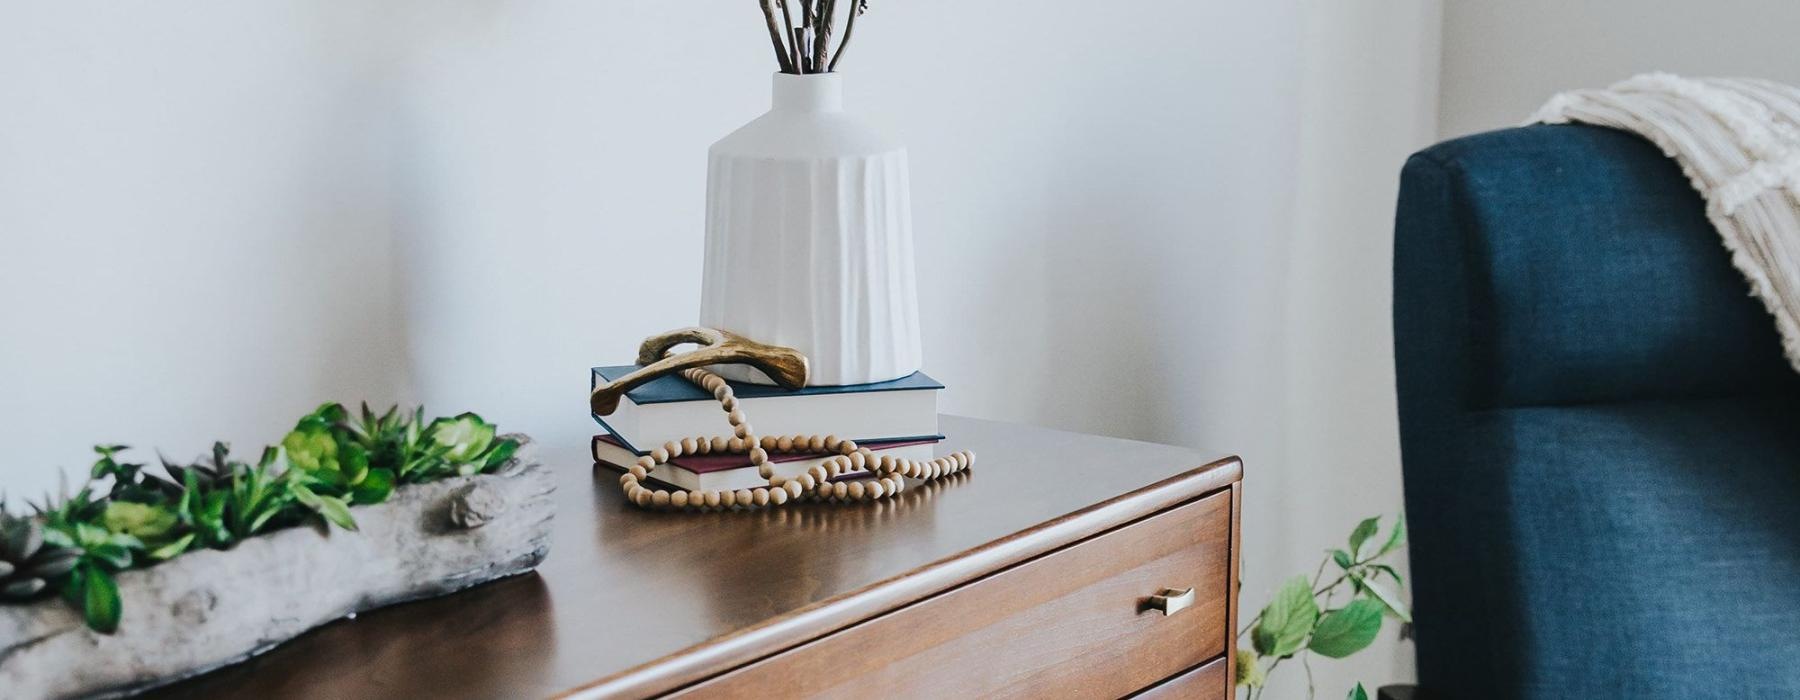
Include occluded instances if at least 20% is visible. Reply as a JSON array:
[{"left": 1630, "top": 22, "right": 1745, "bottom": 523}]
[{"left": 699, "top": 73, "right": 922, "bottom": 386}]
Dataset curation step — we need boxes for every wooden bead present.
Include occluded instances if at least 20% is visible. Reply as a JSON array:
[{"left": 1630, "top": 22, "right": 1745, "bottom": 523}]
[
  {"left": 758, "top": 464, "right": 774, "bottom": 479},
  {"left": 651, "top": 447, "right": 670, "bottom": 463},
  {"left": 734, "top": 422, "right": 752, "bottom": 439},
  {"left": 839, "top": 440, "right": 858, "bottom": 453},
  {"left": 749, "top": 447, "right": 769, "bottom": 465},
  {"left": 808, "top": 465, "right": 829, "bottom": 481},
  {"left": 652, "top": 490, "right": 671, "bottom": 509},
  {"left": 847, "top": 481, "right": 865, "bottom": 500},
  {"left": 636, "top": 456, "right": 656, "bottom": 470},
  {"left": 728, "top": 437, "right": 747, "bottom": 452},
  {"left": 632, "top": 488, "right": 652, "bottom": 507},
  {"left": 877, "top": 455, "right": 895, "bottom": 472},
  {"left": 681, "top": 437, "right": 698, "bottom": 455},
  {"left": 777, "top": 436, "right": 794, "bottom": 452},
  {"left": 808, "top": 435, "right": 826, "bottom": 451},
  {"left": 753, "top": 489, "right": 770, "bottom": 506},
  {"left": 694, "top": 438, "right": 711, "bottom": 454},
  {"left": 620, "top": 473, "right": 637, "bottom": 487},
  {"left": 712, "top": 386, "right": 730, "bottom": 401},
  {"left": 705, "top": 491, "right": 722, "bottom": 508},
  {"left": 770, "top": 487, "right": 789, "bottom": 505},
  {"left": 796, "top": 473, "right": 817, "bottom": 489},
  {"left": 734, "top": 490, "right": 754, "bottom": 507},
  {"left": 832, "top": 482, "right": 849, "bottom": 500},
  {"left": 727, "top": 410, "right": 746, "bottom": 426},
  {"left": 866, "top": 481, "right": 885, "bottom": 499},
  {"left": 760, "top": 435, "right": 779, "bottom": 450},
  {"left": 711, "top": 436, "right": 730, "bottom": 452},
  {"left": 720, "top": 490, "right": 737, "bottom": 507},
  {"left": 722, "top": 396, "right": 738, "bottom": 411},
  {"left": 687, "top": 490, "right": 705, "bottom": 508},
  {"left": 848, "top": 452, "right": 866, "bottom": 470},
  {"left": 663, "top": 441, "right": 682, "bottom": 458},
  {"left": 785, "top": 481, "right": 804, "bottom": 498},
  {"left": 825, "top": 435, "right": 841, "bottom": 451},
  {"left": 627, "top": 464, "right": 647, "bottom": 479},
  {"left": 888, "top": 476, "right": 904, "bottom": 493},
  {"left": 671, "top": 491, "right": 689, "bottom": 508}
]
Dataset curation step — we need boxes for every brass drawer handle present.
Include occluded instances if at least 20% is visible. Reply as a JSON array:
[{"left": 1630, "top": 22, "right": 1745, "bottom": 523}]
[{"left": 1148, "top": 587, "right": 1196, "bottom": 616}]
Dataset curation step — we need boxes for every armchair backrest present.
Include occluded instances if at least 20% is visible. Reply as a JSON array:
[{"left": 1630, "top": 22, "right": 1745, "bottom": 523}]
[{"left": 1392, "top": 124, "right": 1800, "bottom": 695}]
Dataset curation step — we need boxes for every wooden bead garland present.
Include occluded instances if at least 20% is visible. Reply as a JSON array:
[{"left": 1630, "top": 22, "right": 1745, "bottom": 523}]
[{"left": 618, "top": 366, "right": 974, "bottom": 511}]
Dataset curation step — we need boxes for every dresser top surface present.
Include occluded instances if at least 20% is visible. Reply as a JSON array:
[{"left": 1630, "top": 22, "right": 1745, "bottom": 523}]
[{"left": 153, "top": 415, "right": 1239, "bottom": 699}]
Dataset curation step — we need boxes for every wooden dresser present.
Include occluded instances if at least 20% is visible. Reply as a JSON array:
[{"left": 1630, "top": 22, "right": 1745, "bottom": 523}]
[{"left": 150, "top": 416, "right": 1243, "bottom": 699}]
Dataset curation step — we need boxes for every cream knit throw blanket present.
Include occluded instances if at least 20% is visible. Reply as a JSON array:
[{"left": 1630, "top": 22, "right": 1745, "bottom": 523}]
[{"left": 1531, "top": 73, "right": 1800, "bottom": 373}]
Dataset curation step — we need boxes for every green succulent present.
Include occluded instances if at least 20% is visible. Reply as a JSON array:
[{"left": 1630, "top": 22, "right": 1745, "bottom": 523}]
[
  {"left": 0, "top": 510, "right": 80, "bottom": 602},
  {"left": 428, "top": 413, "right": 520, "bottom": 478},
  {"left": 282, "top": 405, "right": 393, "bottom": 512},
  {"left": 40, "top": 518, "right": 140, "bottom": 633},
  {"left": 91, "top": 445, "right": 183, "bottom": 505}
]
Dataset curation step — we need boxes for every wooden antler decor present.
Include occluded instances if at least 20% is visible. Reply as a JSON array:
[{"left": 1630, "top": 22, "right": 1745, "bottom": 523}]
[{"left": 588, "top": 327, "right": 809, "bottom": 416}]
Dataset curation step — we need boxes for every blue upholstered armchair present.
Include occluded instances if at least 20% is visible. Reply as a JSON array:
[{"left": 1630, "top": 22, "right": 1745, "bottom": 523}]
[{"left": 1392, "top": 124, "right": 1800, "bottom": 698}]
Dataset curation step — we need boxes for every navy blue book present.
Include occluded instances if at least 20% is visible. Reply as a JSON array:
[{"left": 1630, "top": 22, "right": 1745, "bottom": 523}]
[{"left": 590, "top": 366, "right": 942, "bottom": 454}]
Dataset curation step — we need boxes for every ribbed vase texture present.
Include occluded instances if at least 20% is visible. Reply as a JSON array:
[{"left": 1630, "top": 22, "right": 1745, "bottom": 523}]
[{"left": 699, "top": 73, "right": 923, "bottom": 386}]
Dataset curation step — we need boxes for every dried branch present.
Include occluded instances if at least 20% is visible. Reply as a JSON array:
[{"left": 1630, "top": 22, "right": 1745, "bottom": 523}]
[
  {"left": 811, "top": 0, "right": 838, "bottom": 72},
  {"left": 777, "top": 0, "right": 800, "bottom": 73},
  {"left": 793, "top": 28, "right": 811, "bottom": 73},
  {"left": 758, "top": 0, "right": 796, "bottom": 74},
  {"left": 828, "top": 0, "right": 866, "bottom": 71}
]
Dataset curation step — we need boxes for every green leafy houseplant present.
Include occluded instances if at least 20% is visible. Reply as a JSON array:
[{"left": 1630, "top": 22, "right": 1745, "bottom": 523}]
[
  {"left": 1237, "top": 515, "right": 1409, "bottom": 700},
  {"left": 2, "top": 403, "right": 519, "bottom": 634}
]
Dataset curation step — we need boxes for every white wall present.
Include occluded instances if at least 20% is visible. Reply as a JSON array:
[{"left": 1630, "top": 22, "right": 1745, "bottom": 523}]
[
  {"left": 2, "top": 2, "right": 1441, "bottom": 694},
  {"left": 1440, "top": 0, "right": 1800, "bottom": 138},
  {"left": 0, "top": 3, "right": 411, "bottom": 500}
]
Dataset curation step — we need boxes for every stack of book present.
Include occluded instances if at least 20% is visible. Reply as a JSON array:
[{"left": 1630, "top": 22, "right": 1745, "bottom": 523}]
[{"left": 590, "top": 365, "right": 944, "bottom": 492}]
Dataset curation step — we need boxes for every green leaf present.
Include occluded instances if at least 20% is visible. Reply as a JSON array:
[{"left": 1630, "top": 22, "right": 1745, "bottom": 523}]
[
  {"left": 1348, "top": 683, "right": 1370, "bottom": 700},
  {"left": 1377, "top": 515, "right": 1407, "bottom": 557},
  {"left": 315, "top": 495, "right": 358, "bottom": 531},
  {"left": 82, "top": 565, "right": 122, "bottom": 634},
  {"left": 87, "top": 543, "right": 134, "bottom": 570},
  {"left": 1331, "top": 549, "right": 1353, "bottom": 570},
  {"left": 482, "top": 439, "right": 521, "bottom": 470},
  {"left": 1252, "top": 575, "right": 1318, "bottom": 657},
  {"left": 1348, "top": 516, "right": 1381, "bottom": 559},
  {"left": 289, "top": 482, "right": 324, "bottom": 509},
  {"left": 1372, "top": 564, "right": 1404, "bottom": 586},
  {"left": 1356, "top": 573, "right": 1412, "bottom": 623},
  {"left": 247, "top": 504, "right": 283, "bottom": 535},
  {"left": 41, "top": 526, "right": 74, "bottom": 549},
  {"left": 1308, "top": 598, "right": 1385, "bottom": 658},
  {"left": 342, "top": 443, "right": 370, "bottom": 485},
  {"left": 351, "top": 469, "right": 394, "bottom": 505},
  {"left": 147, "top": 533, "right": 196, "bottom": 561}
]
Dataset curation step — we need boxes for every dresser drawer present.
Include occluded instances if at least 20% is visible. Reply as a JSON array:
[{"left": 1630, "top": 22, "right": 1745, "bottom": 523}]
[{"left": 672, "top": 490, "right": 1233, "bottom": 699}]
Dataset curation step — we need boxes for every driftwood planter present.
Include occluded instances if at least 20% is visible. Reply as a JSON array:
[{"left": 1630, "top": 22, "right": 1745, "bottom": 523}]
[{"left": 0, "top": 436, "right": 554, "bottom": 699}]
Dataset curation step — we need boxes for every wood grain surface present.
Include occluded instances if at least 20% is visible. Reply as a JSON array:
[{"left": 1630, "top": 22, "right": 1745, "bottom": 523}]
[
  {"left": 670, "top": 491, "right": 1231, "bottom": 698},
  {"left": 1129, "top": 658, "right": 1229, "bottom": 700},
  {"left": 146, "top": 416, "right": 1241, "bottom": 699}
]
